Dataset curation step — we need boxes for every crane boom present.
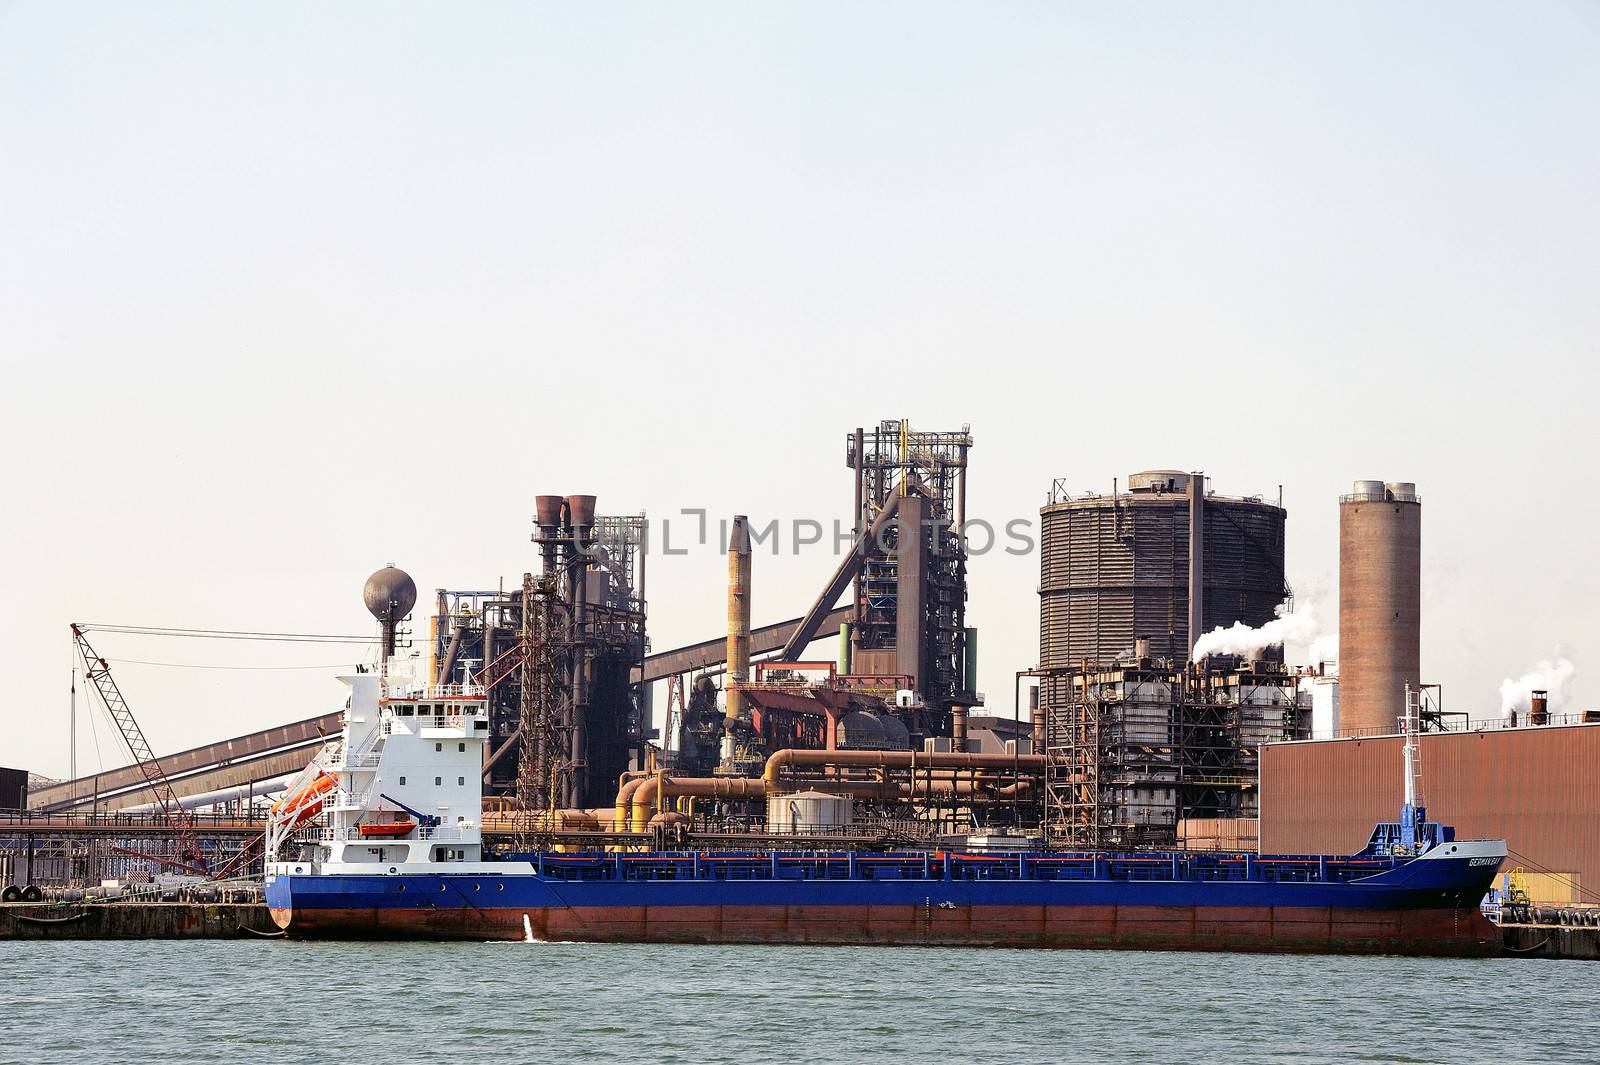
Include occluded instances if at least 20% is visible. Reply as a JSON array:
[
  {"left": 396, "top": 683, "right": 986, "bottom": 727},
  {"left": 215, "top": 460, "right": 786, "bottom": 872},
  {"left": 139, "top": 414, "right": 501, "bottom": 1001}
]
[{"left": 70, "top": 623, "right": 208, "bottom": 875}]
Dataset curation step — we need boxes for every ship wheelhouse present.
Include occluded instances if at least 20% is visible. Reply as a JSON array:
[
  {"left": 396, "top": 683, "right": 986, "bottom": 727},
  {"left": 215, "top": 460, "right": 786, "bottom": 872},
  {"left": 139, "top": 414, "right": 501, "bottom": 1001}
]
[{"left": 283, "top": 672, "right": 493, "bottom": 871}]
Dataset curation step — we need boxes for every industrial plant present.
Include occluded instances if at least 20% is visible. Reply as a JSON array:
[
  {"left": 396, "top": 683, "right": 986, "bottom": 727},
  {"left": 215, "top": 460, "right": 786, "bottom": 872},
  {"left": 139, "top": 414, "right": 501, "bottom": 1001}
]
[{"left": 2, "top": 430, "right": 1595, "bottom": 953}]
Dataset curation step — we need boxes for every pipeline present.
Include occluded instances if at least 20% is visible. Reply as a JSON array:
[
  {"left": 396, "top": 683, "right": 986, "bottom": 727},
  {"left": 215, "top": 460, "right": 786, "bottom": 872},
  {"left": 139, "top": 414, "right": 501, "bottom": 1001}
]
[
  {"left": 626, "top": 774, "right": 1034, "bottom": 831},
  {"left": 630, "top": 775, "right": 768, "bottom": 831},
  {"left": 480, "top": 807, "right": 625, "bottom": 832},
  {"left": 762, "top": 748, "right": 1045, "bottom": 786},
  {"left": 435, "top": 619, "right": 465, "bottom": 685},
  {"left": 625, "top": 749, "right": 1044, "bottom": 830}
]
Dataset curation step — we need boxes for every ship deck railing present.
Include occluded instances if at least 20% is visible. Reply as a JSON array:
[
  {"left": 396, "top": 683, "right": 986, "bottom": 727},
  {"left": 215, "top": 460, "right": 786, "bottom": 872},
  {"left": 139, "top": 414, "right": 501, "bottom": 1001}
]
[
  {"left": 511, "top": 851, "right": 1400, "bottom": 885},
  {"left": 317, "top": 825, "right": 474, "bottom": 842},
  {"left": 381, "top": 682, "right": 488, "bottom": 700}
]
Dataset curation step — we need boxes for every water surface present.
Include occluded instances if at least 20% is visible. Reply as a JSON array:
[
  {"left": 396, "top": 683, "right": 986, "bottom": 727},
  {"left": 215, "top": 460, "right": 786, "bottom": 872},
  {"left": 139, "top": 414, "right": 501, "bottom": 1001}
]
[{"left": 3, "top": 940, "right": 1592, "bottom": 1064}]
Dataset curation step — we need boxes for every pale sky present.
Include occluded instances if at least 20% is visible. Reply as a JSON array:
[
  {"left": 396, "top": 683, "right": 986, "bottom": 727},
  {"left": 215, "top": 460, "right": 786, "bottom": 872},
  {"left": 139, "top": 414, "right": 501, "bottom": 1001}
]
[{"left": 3, "top": 3, "right": 1596, "bottom": 779}]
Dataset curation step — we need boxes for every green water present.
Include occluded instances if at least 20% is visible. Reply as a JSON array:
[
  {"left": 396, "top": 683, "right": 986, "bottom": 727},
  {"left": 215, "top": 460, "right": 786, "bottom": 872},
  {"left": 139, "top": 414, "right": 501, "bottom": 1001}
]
[{"left": 2, "top": 940, "right": 1592, "bottom": 1064}]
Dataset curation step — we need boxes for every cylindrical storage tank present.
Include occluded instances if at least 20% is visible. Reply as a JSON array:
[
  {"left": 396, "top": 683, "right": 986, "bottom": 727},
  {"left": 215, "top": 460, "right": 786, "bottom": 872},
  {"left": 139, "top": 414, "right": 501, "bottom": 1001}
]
[
  {"left": 1039, "top": 473, "right": 1287, "bottom": 671},
  {"left": 963, "top": 627, "right": 979, "bottom": 692},
  {"left": 1386, "top": 482, "right": 1417, "bottom": 503},
  {"left": 1339, "top": 480, "right": 1421, "bottom": 736},
  {"left": 766, "top": 791, "right": 852, "bottom": 834},
  {"left": 1351, "top": 480, "right": 1387, "bottom": 501},
  {"left": 1126, "top": 470, "right": 1190, "bottom": 493},
  {"left": 838, "top": 621, "right": 853, "bottom": 674}
]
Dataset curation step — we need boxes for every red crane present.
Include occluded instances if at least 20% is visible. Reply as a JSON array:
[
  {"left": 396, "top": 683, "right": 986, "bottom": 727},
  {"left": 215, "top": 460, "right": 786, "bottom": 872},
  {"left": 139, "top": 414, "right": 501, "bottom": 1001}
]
[{"left": 70, "top": 624, "right": 208, "bottom": 876}]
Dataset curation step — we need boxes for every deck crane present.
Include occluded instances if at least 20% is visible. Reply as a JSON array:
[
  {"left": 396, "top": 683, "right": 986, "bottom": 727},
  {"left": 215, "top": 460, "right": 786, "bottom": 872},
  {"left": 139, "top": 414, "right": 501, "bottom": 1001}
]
[{"left": 70, "top": 624, "right": 208, "bottom": 876}]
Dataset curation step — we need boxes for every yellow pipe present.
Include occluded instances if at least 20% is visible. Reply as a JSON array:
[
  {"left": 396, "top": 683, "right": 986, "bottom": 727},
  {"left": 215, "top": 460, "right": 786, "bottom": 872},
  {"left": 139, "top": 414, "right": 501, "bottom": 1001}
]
[{"left": 762, "top": 748, "right": 1046, "bottom": 786}]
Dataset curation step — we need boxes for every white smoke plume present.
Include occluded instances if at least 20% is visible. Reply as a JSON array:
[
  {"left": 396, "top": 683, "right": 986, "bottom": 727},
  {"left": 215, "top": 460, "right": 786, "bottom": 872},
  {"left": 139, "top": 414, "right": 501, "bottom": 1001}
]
[
  {"left": 1499, "top": 655, "right": 1577, "bottom": 718},
  {"left": 1308, "top": 632, "right": 1339, "bottom": 671},
  {"left": 1191, "top": 600, "right": 1318, "bottom": 662}
]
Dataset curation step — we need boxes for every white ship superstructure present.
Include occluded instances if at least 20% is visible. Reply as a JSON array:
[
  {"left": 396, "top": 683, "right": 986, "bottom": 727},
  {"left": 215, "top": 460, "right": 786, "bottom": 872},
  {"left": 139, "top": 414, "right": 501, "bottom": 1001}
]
[{"left": 266, "top": 661, "right": 496, "bottom": 873}]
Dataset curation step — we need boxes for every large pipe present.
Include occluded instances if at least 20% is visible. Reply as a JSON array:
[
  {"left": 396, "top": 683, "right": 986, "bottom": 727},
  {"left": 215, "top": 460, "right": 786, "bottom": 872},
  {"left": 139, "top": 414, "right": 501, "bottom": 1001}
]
[
  {"left": 630, "top": 775, "right": 768, "bottom": 831},
  {"left": 951, "top": 705, "right": 968, "bottom": 752},
  {"left": 614, "top": 774, "right": 653, "bottom": 829},
  {"left": 617, "top": 748, "right": 1045, "bottom": 830},
  {"left": 481, "top": 807, "right": 621, "bottom": 833},
  {"left": 1187, "top": 471, "right": 1205, "bottom": 658},
  {"left": 627, "top": 773, "right": 1036, "bottom": 831},
  {"left": 762, "top": 748, "right": 1045, "bottom": 786},
  {"left": 779, "top": 494, "right": 902, "bottom": 661},
  {"left": 435, "top": 620, "right": 464, "bottom": 686},
  {"left": 119, "top": 774, "right": 294, "bottom": 814},
  {"left": 725, "top": 515, "right": 752, "bottom": 723}
]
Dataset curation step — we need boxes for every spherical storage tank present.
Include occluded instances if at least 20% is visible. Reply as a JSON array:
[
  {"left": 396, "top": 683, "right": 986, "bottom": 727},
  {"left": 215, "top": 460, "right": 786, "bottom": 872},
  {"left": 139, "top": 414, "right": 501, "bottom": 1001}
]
[
  {"left": 1039, "top": 471, "right": 1287, "bottom": 670},
  {"left": 363, "top": 565, "right": 417, "bottom": 622}
]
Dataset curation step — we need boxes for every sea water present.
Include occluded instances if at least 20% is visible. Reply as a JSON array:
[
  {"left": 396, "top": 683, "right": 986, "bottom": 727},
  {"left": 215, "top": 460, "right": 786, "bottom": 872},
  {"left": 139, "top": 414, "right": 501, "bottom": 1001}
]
[{"left": 2, "top": 939, "right": 1592, "bottom": 1064}]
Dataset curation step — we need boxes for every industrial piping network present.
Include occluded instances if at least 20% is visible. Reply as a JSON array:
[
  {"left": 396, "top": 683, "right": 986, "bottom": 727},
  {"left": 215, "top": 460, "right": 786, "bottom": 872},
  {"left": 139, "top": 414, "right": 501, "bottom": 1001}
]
[{"left": 613, "top": 748, "right": 1046, "bottom": 832}]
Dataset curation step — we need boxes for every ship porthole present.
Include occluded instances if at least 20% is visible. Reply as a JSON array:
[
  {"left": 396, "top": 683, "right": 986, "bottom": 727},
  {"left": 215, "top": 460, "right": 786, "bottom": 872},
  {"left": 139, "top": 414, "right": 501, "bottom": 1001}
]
[
  {"left": 397, "top": 885, "right": 405, "bottom": 893},
  {"left": 293, "top": 866, "right": 303, "bottom": 874},
  {"left": 474, "top": 883, "right": 481, "bottom": 891},
  {"left": 388, "top": 867, "right": 397, "bottom": 874},
  {"left": 440, "top": 883, "right": 447, "bottom": 891},
  {"left": 497, "top": 884, "right": 505, "bottom": 892}
]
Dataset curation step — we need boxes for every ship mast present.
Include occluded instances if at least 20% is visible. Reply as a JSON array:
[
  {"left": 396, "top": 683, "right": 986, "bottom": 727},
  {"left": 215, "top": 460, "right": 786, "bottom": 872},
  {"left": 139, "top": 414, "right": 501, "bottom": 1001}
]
[{"left": 1399, "top": 683, "right": 1427, "bottom": 853}]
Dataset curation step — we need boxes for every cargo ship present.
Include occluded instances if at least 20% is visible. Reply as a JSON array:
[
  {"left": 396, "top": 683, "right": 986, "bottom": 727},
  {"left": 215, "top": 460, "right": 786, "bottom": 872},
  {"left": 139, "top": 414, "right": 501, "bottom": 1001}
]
[{"left": 265, "top": 670, "right": 1506, "bottom": 955}]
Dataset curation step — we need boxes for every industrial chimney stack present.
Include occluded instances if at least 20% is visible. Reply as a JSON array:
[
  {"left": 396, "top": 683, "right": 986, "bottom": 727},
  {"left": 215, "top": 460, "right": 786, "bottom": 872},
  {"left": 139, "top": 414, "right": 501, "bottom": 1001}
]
[
  {"left": 725, "top": 515, "right": 752, "bottom": 725},
  {"left": 1338, "top": 480, "right": 1421, "bottom": 735}
]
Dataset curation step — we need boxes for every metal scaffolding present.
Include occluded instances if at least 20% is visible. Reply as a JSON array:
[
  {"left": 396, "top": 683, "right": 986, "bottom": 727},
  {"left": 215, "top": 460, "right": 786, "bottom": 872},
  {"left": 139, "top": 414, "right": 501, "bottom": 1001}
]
[
  {"left": 846, "top": 420, "right": 974, "bottom": 716},
  {"left": 1044, "top": 657, "right": 1309, "bottom": 849},
  {"left": 434, "top": 503, "right": 647, "bottom": 808},
  {"left": 0, "top": 811, "right": 263, "bottom": 889}
]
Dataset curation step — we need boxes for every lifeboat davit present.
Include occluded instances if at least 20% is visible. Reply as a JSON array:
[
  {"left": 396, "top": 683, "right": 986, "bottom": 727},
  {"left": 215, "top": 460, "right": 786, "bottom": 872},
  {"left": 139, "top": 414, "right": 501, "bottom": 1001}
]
[
  {"left": 358, "top": 820, "right": 417, "bottom": 839},
  {"left": 270, "top": 771, "right": 336, "bottom": 830}
]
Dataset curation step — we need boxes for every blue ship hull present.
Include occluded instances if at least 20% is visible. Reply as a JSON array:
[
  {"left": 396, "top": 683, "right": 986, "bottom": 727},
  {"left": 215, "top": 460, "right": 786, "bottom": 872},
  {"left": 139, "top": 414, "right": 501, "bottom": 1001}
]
[{"left": 267, "top": 846, "right": 1504, "bottom": 956}]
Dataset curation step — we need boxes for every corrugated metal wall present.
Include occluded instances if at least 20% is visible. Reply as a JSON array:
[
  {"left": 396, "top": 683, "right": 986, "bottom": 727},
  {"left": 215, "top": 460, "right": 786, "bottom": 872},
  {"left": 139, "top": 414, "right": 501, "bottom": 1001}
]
[
  {"left": 1261, "top": 724, "right": 1600, "bottom": 897},
  {"left": 1039, "top": 495, "right": 1286, "bottom": 669}
]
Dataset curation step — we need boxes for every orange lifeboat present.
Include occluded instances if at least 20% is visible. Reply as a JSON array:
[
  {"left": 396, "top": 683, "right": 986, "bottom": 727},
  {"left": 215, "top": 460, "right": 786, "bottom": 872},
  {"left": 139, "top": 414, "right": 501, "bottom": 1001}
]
[
  {"left": 271, "top": 771, "right": 336, "bottom": 830},
  {"left": 358, "top": 819, "right": 417, "bottom": 839}
]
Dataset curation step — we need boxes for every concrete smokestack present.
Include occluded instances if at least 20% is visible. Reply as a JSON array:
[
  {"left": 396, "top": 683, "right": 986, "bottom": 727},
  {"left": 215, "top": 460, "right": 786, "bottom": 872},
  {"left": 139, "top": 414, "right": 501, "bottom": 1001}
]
[
  {"left": 1339, "top": 480, "right": 1421, "bottom": 735},
  {"left": 724, "top": 515, "right": 752, "bottom": 723}
]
